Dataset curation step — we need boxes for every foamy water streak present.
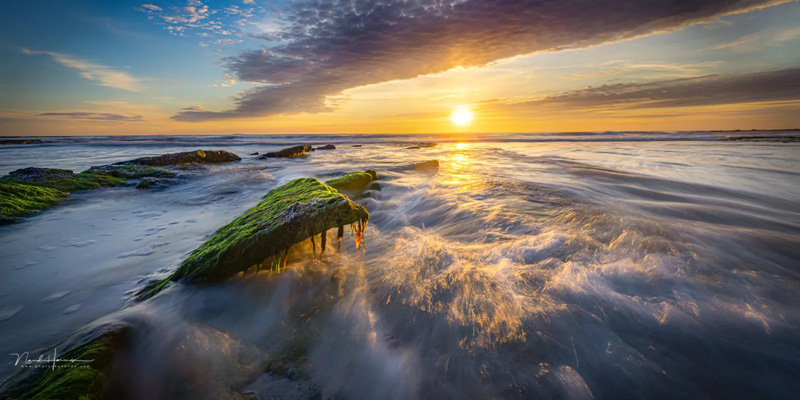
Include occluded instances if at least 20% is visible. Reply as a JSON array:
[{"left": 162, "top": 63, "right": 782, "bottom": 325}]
[{"left": 0, "top": 133, "right": 798, "bottom": 398}]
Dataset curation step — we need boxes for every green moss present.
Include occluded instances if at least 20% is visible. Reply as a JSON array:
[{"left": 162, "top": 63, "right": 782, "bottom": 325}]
[
  {"left": 170, "top": 178, "right": 368, "bottom": 283},
  {"left": 0, "top": 182, "right": 68, "bottom": 224},
  {"left": 1, "top": 168, "right": 124, "bottom": 193},
  {"left": 325, "top": 171, "right": 374, "bottom": 192},
  {"left": 135, "top": 276, "right": 172, "bottom": 301},
  {"left": 1, "top": 328, "right": 127, "bottom": 400},
  {"left": 88, "top": 164, "right": 175, "bottom": 179}
]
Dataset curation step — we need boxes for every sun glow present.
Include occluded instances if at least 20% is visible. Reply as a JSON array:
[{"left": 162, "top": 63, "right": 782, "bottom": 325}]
[{"left": 450, "top": 105, "right": 474, "bottom": 127}]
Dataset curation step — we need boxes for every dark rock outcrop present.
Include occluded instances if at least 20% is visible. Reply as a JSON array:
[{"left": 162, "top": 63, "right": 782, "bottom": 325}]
[
  {"left": 120, "top": 150, "right": 241, "bottom": 166},
  {"left": 724, "top": 135, "right": 800, "bottom": 143},
  {"left": 259, "top": 145, "right": 313, "bottom": 159},
  {"left": 0, "top": 139, "right": 46, "bottom": 145},
  {"left": 316, "top": 144, "right": 336, "bottom": 150}
]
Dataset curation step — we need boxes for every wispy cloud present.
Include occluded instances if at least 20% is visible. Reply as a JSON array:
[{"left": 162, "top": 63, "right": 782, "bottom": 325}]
[
  {"left": 170, "top": 0, "right": 792, "bottom": 121},
  {"left": 484, "top": 67, "right": 800, "bottom": 111},
  {"left": 212, "top": 75, "right": 237, "bottom": 87},
  {"left": 710, "top": 26, "right": 800, "bottom": 52},
  {"left": 38, "top": 112, "right": 144, "bottom": 121},
  {"left": 22, "top": 48, "right": 142, "bottom": 92}
]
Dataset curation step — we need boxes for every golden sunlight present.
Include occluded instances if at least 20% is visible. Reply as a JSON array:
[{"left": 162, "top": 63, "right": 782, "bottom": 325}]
[{"left": 450, "top": 105, "right": 474, "bottom": 127}]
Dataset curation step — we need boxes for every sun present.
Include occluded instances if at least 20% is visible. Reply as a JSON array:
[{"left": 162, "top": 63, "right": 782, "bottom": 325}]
[{"left": 450, "top": 105, "right": 474, "bottom": 127}]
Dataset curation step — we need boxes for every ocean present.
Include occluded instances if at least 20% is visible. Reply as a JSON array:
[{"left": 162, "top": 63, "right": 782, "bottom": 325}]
[{"left": 1, "top": 131, "right": 799, "bottom": 398}]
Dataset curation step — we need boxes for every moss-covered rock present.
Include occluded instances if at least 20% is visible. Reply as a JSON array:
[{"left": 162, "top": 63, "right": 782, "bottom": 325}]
[
  {"left": 399, "top": 160, "right": 439, "bottom": 170},
  {"left": 135, "top": 178, "right": 158, "bottom": 189},
  {"left": 0, "top": 182, "right": 68, "bottom": 224},
  {"left": 325, "top": 172, "right": 374, "bottom": 192},
  {"left": 0, "top": 324, "right": 129, "bottom": 400},
  {"left": 88, "top": 164, "right": 176, "bottom": 179},
  {"left": 171, "top": 178, "right": 368, "bottom": 283},
  {"left": 258, "top": 145, "right": 313, "bottom": 159},
  {"left": 135, "top": 178, "right": 368, "bottom": 298},
  {"left": 120, "top": 150, "right": 240, "bottom": 166},
  {"left": 1, "top": 167, "right": 125, "bottom": 192}
]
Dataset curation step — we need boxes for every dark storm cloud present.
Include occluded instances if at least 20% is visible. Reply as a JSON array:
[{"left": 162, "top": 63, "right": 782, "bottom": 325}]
[
  {"left": 172, "top": 0, "right": 790, "bottom": 121},
  {"left": 39, "top": 112, "right": 144, "bottom": 121},
  {"left": 492, "top": 67, "right": 800, "bottom": 110}
]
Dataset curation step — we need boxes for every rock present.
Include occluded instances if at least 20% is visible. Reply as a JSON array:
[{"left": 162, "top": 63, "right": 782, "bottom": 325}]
[
  {"left": 0, "top": 182, "right": 68, "bottom": 224},
  {"left": 0, "top": 139, "right": 46, "bottom": 145},
  {"left": 259, "top": 145, "right": 313, "bottom": 159},
  {"left": 723, "top": 135, "right": 800, "bottom": 143},
  {"left": 2, "top": 167, "right": 125, "bottom": 192},
  {"left": 249, "top": 152, "right": 259, "bottom": 156},
  {"left": 120, "top": 150, "right": 241, "bottom": 166},
  {"left": 325, "top": 171, "right": 374, "bottom": 192},
  {"left": 140, "top": 178, "right": 369, "bottom": 293},
  {"left": 135, "top": 177, "right": 158, "bottom": 189},
  {"left": 0, "top": 322, "right": 130, "bottom": 400},
  {"left": 365, "top": 169, "right": 379, "bottom": 181},
  {"left": 406, "top": 142, "right": 437, "bottom": 149},
  {"left": 352, "top": 144, "right": 362, "bottom": 147},
  {"left": 316, "top": 144, "right": 336, "bottom": 150},
  {"left": 399, "top": 160, "right": 439, "bottom": 170},
  {"left": 88, "top": 164, "right": 176, "bottom": 179}
]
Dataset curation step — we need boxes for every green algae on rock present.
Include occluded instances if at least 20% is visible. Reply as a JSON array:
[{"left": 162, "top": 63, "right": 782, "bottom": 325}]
[
  {"left": 120, "top": 149, "right": 241, "bottom": 166},
  {"left": 88, "top": 164, "right": 176, "bottom": 179},
  {"left": 1, "top": 167, "right": 125, "bottom": 193},
  {"left": 171, "top": 177, "right": 368, "bottom": 283},
  {"left": 0, "top": 325, "right": 129, "bottom": 400},
  {"left": 0, "top": 182, "right": 68, "bottom": 224},
  {"left": 325, "top": 171, "right": 375, "bottom": 192}
]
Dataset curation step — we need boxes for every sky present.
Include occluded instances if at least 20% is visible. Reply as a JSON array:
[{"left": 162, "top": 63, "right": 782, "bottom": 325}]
[{"left": 1, "top": 0, "right": 799, "bottom": 136}]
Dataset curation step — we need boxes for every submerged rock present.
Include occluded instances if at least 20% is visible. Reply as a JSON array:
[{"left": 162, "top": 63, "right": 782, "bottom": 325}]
[
  {"left": 0, "top": 139, "right": 47, "bottom": 145},
  {"left": 120, "top": 150, "right": 241, "bottom": 166},
  {"left": 406, "top": 142, "right": 437, "bottom": 149},
  {"left": 316, "top": 144, "right": 336, "bottom": 150},
  {"left": 352, "top": 144, "right": 362, "bottom": 147},
  {"left": 0, "top": 182, "right": 68, "bottom": 224},
  {"left": 2, "top": 167, "right": 125, "bottom": 192},
  {"left": 135, "top": 177, "right": 158, "bottom": 189},
  {"left": 142, "top": 178, "right": 368, "bottom": 294},
  {"left": 398, "top": 160, "right": 439, "bottom": 170},
  {"left": 88, "top": 164, "right": 176, "bottom": 179},
  {"left": 0, "top": 323, "right": 130, "bottom": 400},
  {"left": 259, "top": 145, "right": 313, "bottom": 159},
  {"left": 249, "top": 152, "right": 259, "bottom": 156}
]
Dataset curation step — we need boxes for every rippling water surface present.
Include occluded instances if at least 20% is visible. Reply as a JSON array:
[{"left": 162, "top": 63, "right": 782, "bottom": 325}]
[{"left": 1, "top": 132, "right": 799, "bottom": 399}]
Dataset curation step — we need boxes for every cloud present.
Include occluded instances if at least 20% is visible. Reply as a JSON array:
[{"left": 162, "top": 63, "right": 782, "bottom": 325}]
[
  {"left": 710, "top": 26, "right": 800, "bottom": 52},
  {"left": 171, "top": 0, "right": 791, "bottom": 121},
  {"left": 484, "top": 67, "right": 800, "bottom": 111},
  {"left": 22, "top": 49, "right": 142, "bottom": 92},
  {"left": 212, "top": 74, "right": 237, "bottom": 87},
  {"left": 139, "top": 0, "right": 213, "bottom": 36},
  {"left": 38, "top": 112, "right": 144, "bottom": 121},
  {"left": 140, "top": 4, "right": 162, "bottom": 12}
]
